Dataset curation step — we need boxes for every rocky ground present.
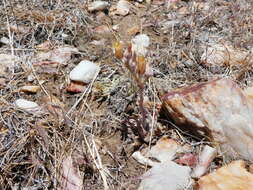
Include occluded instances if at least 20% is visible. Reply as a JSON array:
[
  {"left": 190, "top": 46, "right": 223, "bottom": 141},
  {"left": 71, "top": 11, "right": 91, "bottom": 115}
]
[{"left": 1, "top": 0, "right": 253, "bottom": 189}]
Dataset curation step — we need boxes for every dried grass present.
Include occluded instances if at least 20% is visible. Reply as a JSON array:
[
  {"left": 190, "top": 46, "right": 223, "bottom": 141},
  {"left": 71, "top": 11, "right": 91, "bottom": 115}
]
[{"left": 0, "top": 0, "right": 253, "bottom": 189}]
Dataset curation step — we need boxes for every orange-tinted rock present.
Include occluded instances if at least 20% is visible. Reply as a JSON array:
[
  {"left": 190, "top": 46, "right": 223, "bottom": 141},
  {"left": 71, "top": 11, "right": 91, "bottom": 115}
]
[
  {"left": 161, "top": 78, "right": 253, "bottom": 161},
  {"left": 197, "top": 160, "right": 253, "bottom": 190}
]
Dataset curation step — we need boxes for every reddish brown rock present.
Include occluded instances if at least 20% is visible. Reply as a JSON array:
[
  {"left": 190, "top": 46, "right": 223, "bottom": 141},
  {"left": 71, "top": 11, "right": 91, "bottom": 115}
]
[{"left": 161, "top": 78, "right": 253, "bottom": 161}]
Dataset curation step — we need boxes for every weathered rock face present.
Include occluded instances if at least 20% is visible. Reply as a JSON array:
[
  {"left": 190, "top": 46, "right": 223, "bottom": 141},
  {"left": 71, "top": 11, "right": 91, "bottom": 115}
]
[
  {"left": 200, "top": 43, "right": 250, "bottom": 67},
  {"left": 161, "top": 78, "right": 253, "bottom": 161},
  {"left": 197, "top": 160, "right": 253, "bottom": 190}
]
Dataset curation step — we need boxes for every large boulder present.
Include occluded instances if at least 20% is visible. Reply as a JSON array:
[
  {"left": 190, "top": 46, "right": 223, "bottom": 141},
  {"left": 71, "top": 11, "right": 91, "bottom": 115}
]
[{"left": 161, "top": 78, "right": 253, "bottom": 161}]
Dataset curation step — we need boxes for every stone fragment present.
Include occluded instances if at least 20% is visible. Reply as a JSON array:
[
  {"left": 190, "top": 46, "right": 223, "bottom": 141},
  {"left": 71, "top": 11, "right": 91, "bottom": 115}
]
[
  {"left": 138, "top": 161, "right": 191, "bottom": 190},
  {"left": 134, "top": 136, "right": 192, "bottom": 190},
  {"left": 161, "top": 78, "right": 253, "bottom": 161},
  {"left": 201, "top": 43, "right": 250, "bottom": 66},
  {"left": 88, "top": 1, "right": 109, "bottom": 12},
  {"left": 116, "top": 0, "right": 130, "bottom": 16},
  {"left": 145, "top": 136, "right": 182, "bottom": 162},
  {"left": 69, "top": 60, "right": 100, "bottom": 84},
  {"left": 197, "top": 160, "right": 253, "bottom": 190},
  {"left": 14, "top": 99, "right": 41, "bottom": 113},
  {"left": 192, "top": 145, "right": 217, "bottom": 178}
]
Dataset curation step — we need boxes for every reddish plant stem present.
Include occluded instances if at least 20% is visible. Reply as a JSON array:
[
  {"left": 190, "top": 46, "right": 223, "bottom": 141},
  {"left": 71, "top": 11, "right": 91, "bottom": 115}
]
[{"left": 138, "top": 83, "right": 149, "bottom": 132}]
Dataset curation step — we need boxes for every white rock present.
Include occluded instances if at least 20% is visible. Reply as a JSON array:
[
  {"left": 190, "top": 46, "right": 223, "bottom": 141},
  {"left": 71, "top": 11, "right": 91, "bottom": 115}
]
[
  {"left": 14, "top": 99, "right": 40, "bottom": 112},
  {"left": 134, "top": 137, "right": 192, "bottom": 190},
  {"left": 69, "top": 60, "right": 100, "bottom": 83},
  {"left": 146, "top": 136, "right": 182, "bottom": 162},
  {"left": 138, "top": 161, "right": 191, "bottom": 190},
  {"left": 116, "top": 0, "right": 130, "bottom": 16},
  {"left": 131, "top": 34, "right": 150, "bottom": 56},
  {"left": 0, "top": 37, "right": 10, "bottom": 45},
  {"left": 88, "top": 1, "right": 109, "bottom": 12}
]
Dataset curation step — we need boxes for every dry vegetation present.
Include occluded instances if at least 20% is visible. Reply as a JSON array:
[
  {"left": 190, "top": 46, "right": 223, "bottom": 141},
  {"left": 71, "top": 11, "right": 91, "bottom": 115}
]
[{"left": 0, "top": 0, "right": 253, "bottom": 189}]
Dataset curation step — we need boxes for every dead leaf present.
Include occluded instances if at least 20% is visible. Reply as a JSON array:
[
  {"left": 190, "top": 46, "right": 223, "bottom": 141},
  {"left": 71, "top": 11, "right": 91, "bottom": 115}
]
[
  {"left": 0, "top": 78, "right": 6, "bottom": 88},
  {"left": 60, "top": 156, "right": 83, "bottom": 190},
  {"left": 34, "top": 46, "right": 79, "bottom": 65},
  {"left": 93, "top": 25, "right": 111, "bottom": 34},
  {"left": 66, "top": 82, "right": 86, "bottom": 93},
  {"left": 127, "top": 26, "right": 140, "bottom": 36},
  {"left": 35, "top": 41, "right": 55, "bottom": 51},
  {"left": 41, "top": 95, "right": 65, "bottom": 121},
  {"left": 9, "top": 24, "right": 30, "bottom": 34},
  {"left": 0, "top": 54, "right": 19, "bottom": 75},
  {"left": 33, "top": 61, "right": 59, "bottom": 74},
  {"left": 20, "top": 85, "right": 40, "bottom": 94}
]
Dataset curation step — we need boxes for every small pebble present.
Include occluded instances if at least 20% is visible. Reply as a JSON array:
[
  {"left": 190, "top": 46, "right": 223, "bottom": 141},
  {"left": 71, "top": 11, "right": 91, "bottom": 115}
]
[
  {"left": 14, "top": 99, "right": 40, "bottom": 112},
  {"left": 69, "top": 60, "right": 100, "bottom": 84},
  {"left": 88, "top": 1, "right": 109, "bottom": 12}
]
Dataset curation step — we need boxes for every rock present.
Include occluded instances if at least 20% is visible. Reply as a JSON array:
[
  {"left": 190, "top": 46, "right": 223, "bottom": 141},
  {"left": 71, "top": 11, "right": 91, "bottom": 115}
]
[
  {"left": 60, "top": 156, "right": 83, "bottom": 190},
  {"left": 138, "top": 161, "right": 191, "bottom": 190},
  {"left": 0, "top": 37, "right": 10, "bottom": 45},
  {"left": 69, "top": 60, "right": 100, "bottom": 84},
  {"left": 133, "top": 137, "right": 185, "bottom": 166},
  {"left": 201, "top": 43, "right": 250, "bottom": 66},
  {"left": 197, "top": 160, "right": 253, "bottom": 190},
  {"left": 191, "top": 145, "right": 217, "bottom": 178},
  {"left": 14, "top": 99, "right": 41, "bottom": 113},
  {"left": 161, "top": 78, "right": 253, "bottom": 161},
  {"left": 88, "top": 1, "right": 109, "bottom": 12},
  {"left": 145, "top": 136, "right": 183, "bottom": 162},
  {"left": 116, "top": 0, "right": 130, "bottom": 16},
  {"left": 19, "top": 85, "right": 40, "bottom": 93},
  {"left": 133, "top": 137, "right": 192, "bottom": 190}
]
